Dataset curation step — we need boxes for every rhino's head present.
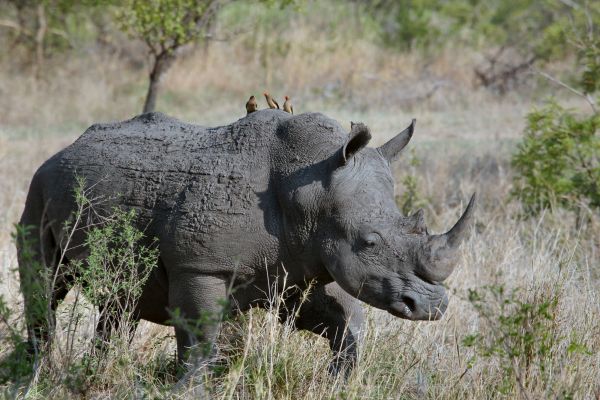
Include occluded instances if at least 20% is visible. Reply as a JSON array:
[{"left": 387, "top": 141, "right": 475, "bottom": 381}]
[{"left": 315, "top": 120, "right": 475, "bottom": 321}]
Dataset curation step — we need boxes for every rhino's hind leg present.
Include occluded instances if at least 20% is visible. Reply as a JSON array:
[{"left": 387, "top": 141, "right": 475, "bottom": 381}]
[
  {"left": 168, "top": 273, "right": 228, "bottom": 386},
  {"left": 17, "top": 208, "right": 71, "bottom": 355},
  {"left": 280, "top": 282, "right": 365, "bottom": 377},
  {"left": 167, "top": 273, "right": 228, "bottom": 395}
]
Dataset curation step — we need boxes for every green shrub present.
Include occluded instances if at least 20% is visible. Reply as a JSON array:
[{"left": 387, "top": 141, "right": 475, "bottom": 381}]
[
  {"left": 2, "top": 178, "right": 159, "bottom": 396},
  {"left": 59, "top": 181, "right": 159, "bottom": 391},
  {"left": 70, "top": 205, "right": 158, "bottom": 341},
  {"left": 0, "top": 295, "right": 33, "bottom": 387},
  {"left": 511, "top": 101, "right": 600, "bottom": 216},
  {"left": 463, "top": 284, "right": 591, "bottom": 398}
]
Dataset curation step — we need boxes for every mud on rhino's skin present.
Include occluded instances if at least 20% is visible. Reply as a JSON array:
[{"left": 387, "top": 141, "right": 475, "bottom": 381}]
[{"left": 18, "top": 109, "right": 475, "bottom": 374}]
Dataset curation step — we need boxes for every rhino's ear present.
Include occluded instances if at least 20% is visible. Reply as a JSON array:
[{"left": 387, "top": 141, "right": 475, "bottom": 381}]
[
  {"left": 378, "top": 119, "right": 416, "bottom": 162},
  {"left": 342, "top": 122, "right": 371, "bottom": 165}
]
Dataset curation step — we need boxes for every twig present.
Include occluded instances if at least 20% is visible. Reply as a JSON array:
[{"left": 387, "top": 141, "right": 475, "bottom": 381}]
[
  {"left": 557, "top": 0, "right": 581, "bottom": 10},
  {"left": 451, "top": 367, "right": 470, "bottom": 390},
  {"left": 48, "top": 28, "right": 74, "bottom": 49},
  {"left": 536, "top": 70, "right": 598, "bottom": 113},
  {"left": 512, "top": 357, "right": 531, "bottom": 400},
  {"left": 0, "top": 19, "right": 28, "bottom": 34}
]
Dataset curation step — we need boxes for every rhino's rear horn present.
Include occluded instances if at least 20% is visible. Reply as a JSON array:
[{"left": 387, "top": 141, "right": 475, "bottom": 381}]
[
  {"left": 405, "top": 209, "right": 427, "bottom": 235},
  {"left": 378, "top": 119, "right": 416, "bottom": 162}
]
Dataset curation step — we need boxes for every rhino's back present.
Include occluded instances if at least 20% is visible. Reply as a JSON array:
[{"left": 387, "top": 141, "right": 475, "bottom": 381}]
[
  {"left": 65, "top": 111, "right": 274, "bottom": 176},
  {"left": 36, "top": 111, "right": 288, "bottom": 245}
]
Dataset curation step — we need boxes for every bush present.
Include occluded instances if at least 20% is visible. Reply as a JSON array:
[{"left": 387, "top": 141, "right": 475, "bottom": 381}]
[
  {"left": 463, "top": 284, "right": 591, "bottom": 398},
  {"left": 0, "top": 295, "right": 33, "bottom": 387},
  {"left": 71, "top": 205, "right": 158, "bottom": 344},
  {"left": 3, "top": 178, "right": 159, "bottom": 397},
  {"left": 511, "top": 101, "right": 600, "bottom": 217}
]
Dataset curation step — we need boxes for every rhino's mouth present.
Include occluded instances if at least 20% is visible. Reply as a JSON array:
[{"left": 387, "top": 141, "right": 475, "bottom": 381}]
[
  {"left": 388, "top": 299, "right": 415, "bottom": 320},
  {"left": 388, "top": 297, "right": 444, "bottom": 321}
]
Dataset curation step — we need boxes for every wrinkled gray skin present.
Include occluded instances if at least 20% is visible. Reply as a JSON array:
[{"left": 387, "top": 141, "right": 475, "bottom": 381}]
[{"left": 18, "top": 109, "right": 475, "bottom": 375}]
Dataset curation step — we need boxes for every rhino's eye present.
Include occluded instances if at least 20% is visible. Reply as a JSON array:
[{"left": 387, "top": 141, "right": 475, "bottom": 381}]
[{"left": 362, "top": 232, "right": 382, "bottom": 248}]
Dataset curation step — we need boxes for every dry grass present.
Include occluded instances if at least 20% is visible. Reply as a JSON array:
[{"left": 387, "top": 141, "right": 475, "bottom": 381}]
[{"left": 1, "top": 6, "right": 599, "bottom": 398}]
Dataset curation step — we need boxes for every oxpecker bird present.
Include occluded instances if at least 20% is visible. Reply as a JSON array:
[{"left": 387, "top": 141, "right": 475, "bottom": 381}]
[
  {"left": 283, "top": 95, "right": 293, "bottom": 114},
  {"left": 246, "top": 95, "right": 258, "bottom": 114},
  {"left": 264, "top": 91, "right": 279, "bottom": 109}
]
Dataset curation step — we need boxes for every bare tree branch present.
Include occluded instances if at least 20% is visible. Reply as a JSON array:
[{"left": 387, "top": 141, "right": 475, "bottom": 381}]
[
  {"left": 536, "top": 69, "right": 598, "bottom": 113},
  {"left": 557, "top": 0, "right": 581, "bottom": 10},
  {"left": 0, "top": 18, "right": 28, "bottom": 34}
]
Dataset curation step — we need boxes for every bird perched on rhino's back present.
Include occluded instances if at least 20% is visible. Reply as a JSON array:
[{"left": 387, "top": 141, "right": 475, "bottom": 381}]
[
  {"left": 246, "top": 95, "right": 258, "bottom": 115},
  {"left": 283, "top": 96, "right": 293, "bottom": 114},
  {"left": 264, "top": 91, "right": 279, "bottom": 109}
]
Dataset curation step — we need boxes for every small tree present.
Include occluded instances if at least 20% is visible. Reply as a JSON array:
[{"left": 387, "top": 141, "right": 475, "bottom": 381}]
[{"left": 117, "top": 0, "right": 225, "bottom": 113}]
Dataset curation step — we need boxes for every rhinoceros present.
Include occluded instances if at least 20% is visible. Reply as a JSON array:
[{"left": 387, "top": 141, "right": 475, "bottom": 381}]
[{"left": 18, "top": 109, "right": 475, "bottom": 373}]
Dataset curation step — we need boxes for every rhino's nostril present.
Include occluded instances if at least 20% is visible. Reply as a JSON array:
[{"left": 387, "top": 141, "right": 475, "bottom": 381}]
[{"left": 401, "top": 296, "right": 416, "bottom": 313}]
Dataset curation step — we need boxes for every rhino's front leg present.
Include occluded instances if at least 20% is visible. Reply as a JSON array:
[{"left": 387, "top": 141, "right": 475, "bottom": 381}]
[
  {"left": 168, "top": 273, "right": 228, "bottom": 369},
  {"left": 281, "top": 282, "right": 365, "bottom": 377}
]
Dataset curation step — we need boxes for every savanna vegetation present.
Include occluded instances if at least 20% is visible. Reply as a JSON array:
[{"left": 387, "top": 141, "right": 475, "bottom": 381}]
[{"left": 0, "top": 0, "right": 599, "bottom": 398}]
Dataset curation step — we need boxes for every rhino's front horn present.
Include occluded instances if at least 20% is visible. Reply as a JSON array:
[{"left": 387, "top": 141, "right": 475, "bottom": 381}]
[
  {"left": 441, "top": 193, "right": 476, "bottom": 248},
  {"left": 420, "top": 194, "right": 476, "bottom": 282},
  {"left": 378, "top": 119, "right": 416, "bottom": 162}
]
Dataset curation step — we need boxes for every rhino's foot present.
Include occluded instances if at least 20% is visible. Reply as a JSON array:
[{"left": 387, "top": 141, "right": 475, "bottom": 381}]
[
  {"left": 329, "top": 342, "right": 358, "bottom": 379},
  {"left": 171, "top": 359, "right": 211, "bottom": 397},
  {"left": 328, "top": 354, "right": 356, "bottom": 380}
]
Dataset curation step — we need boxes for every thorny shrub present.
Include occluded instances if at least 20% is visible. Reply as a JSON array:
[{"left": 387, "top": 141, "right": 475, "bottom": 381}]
[
  {"left": 462, "top": 284, "right": 592, "bottom": 398},
  {"left": 1, "top": 178, "right": 159, "bottom": 397}
]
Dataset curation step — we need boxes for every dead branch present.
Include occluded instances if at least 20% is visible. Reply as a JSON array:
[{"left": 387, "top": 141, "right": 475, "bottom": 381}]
[{"left": 536, "top": 70, "right": 598, "bottom": 113}]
